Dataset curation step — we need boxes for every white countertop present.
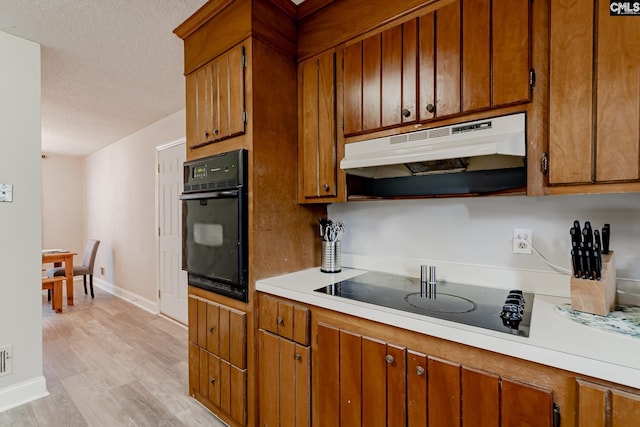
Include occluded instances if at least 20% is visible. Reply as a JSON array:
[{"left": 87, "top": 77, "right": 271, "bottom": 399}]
[{"left": 256, "top": 258, "right": 640, "bottom": 390}]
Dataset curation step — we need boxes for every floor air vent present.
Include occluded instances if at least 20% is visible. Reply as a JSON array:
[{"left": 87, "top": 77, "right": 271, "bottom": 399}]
[{"left": 0, "top": 345, "right": 13, "bottom": 376}]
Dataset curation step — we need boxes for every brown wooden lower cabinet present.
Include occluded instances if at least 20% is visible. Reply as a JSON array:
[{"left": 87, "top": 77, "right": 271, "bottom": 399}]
[
  {"left": 258, "top": 329, "right": 311, "bottom": 427},
  {"left": 188, "top": 295, "right": 247, "bottom": 426},
  {"left": 188, "top": 345, "right": 247, "bottom": 426},
  {"left": 577, "top": 378, "right": 640, "bottom": 427},
  {"left": 316, "top": 322, "right": 553, "bottom": 427}
]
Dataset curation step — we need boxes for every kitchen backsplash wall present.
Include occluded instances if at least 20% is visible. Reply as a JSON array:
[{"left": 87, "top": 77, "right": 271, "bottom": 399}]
[{"left": 328, "top": 193, "right": 640, "bottom": 287}]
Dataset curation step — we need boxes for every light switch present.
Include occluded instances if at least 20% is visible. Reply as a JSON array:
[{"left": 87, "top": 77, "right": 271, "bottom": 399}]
[{"left": 0, "top": 184, "right": 13, "bottom": 202}]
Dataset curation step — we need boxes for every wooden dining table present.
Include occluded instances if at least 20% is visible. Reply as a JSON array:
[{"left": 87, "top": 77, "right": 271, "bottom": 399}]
[{"left": 42, "top": 250, "right": 77, "bottom": 306}]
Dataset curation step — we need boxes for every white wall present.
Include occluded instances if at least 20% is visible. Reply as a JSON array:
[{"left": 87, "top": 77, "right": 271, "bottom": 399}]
[
  {"left": 84, "top": 110, "right": 185, "bottom": 306},
  {"left": 329, "top": 193, "right": 640, "bottom": 292},
  {"left": 0, "top": 31, "right": 47, "bottom": 410},
  {"left": 41, "top": 154, "right": 84, "bottom": 256}
]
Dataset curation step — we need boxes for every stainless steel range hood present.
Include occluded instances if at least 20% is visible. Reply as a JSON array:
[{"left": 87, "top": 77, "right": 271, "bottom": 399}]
[{"left": 340, "top": 113, "right": 527, "bottom": 197}]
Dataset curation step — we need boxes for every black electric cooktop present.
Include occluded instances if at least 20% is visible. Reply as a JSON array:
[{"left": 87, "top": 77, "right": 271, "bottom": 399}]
[{"left": 314, "top": 271, "right": 533, "bottom": 337}]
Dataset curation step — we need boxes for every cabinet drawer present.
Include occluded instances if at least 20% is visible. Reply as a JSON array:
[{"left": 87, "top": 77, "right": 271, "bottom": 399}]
[
  {"left": 189, "top": 295, "right": 247, "bottom": 369},
  {"left": 260, "top": 294, "right": 310, "bottom": 346}
]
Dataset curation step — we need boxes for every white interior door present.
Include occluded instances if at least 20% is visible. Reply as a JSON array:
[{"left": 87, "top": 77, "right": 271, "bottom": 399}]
[{"left": 158, "top": 141, "right": 187, "bottom": 324}]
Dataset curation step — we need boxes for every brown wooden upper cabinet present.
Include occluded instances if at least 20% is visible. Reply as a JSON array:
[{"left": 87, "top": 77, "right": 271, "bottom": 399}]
[
  {"left": 298, "top": 50, "right": 339, "bottom": 203},
  {"left": 548, "top": 0, "right": 640, "bottom": 188},
  {"left": 186, "top": 44, "right": 246, "bottom": 149},
  {"left": 342, "top": 0, "right": 531, "bottom": 137}
]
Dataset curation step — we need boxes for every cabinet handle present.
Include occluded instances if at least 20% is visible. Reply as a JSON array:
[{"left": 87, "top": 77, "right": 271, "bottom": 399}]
[
  {"left": 209, "top": 377, "right": 216, "bottom": 384},
  {"left": 541, "top": 153, "right": 549, "bottom": 175},
  {"left": 385, "top": 354, "right": 395, "bottom": 364},
  {"left": 322, "top": 184, "right": 330, "bottom": 191},
  {"left": 426, "top": 103, "right": 435, "bottom": 113},
  {"left": 208, "top": 327, "right": 215, "bottom": 333},
  {"left": 277, "top": 316, "right": 284, "bottom": 326},
  {"left": 294, "top": 353, "right": 302, "bottom": 361},
  {"left": 401, "top": 108, "right": 411, "bottom": 118},
  {"left": 415, "top": 366, "right": 425, "bottom": 376}
]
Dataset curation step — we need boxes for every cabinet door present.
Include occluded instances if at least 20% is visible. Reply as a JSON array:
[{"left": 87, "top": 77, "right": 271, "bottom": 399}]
[
  {"left": 344, "top": 19, "right": 418, "bottom": 136},
  {"left": 549, "top": 0, "right": 640, "bottom": 187},
  {"left": 340, "top": 330, "right": 362, "bottom": 426},
  {"left": 611, "top": 388, "right": 640, "bottom": 427},
  {"left": 316, "top": 324, "right": 340, "bottom": 427},
  {"left": 428, "top": 357, "right": 461, "bottom": 427},
  {"left": 501, "top": 378, "right": 553, "bottom": 427},
  {"left": 492, "top": 0, "right": 530, "bottom": 106},
  {"left": 381, "top": 21, "right": 417, "bottom": 127},
  {"left": 208, "top": 352, "right": 221, "bottom": 408},
  {"left": 189, "top": 342, "right": 199, "bottom": 397},
  {"left": 259, "top": 330, "right": 311, "bottom": 427},
  {"left": 461, "top": 367, "right": 499, "bottom": 427},
  {"left": 576, "top": 379, "right": 608, "bottom": 426},
  {"left": 230, "top": 364, "right": 247, "bottom": 425},
  {"left": 298, "top": 51, "right": 337, "bottom": 201},
  {"left": 434, "top": 1, "right": 461, "bottom": 118},
  {"left": 185, "top": 45, "right": 246, "bottom": 149},
  {"left": 407, "top": 350, "right": 427, "bottom": 427},
  {"left": 418, "top": 13, "right": 436, "bottom": 121},
  {"left": 259, "top": 330, "right": 280, "bottom": 426},
  {"left": 462, "top": 0, "right": 490, "bottom": 111},
  {"left": 549, "top": 0, "right": 594, "bottom": 185},
  {"left": 595, "top": 0, "right": 640, "bottom": 182},
  {"left": 362, "top": 337, "right": 387, "bottom": 427},
  {"left": 293, "top": 305, "right": 311, "bottom": 346},
  {"left": 260, "top": 293, "right": 279, "bottom": 334},
  {"left": 224, "top": 44, "right": 246, "bottom": 140},
  {"left": 294, "top": 343, "right": 311, "bottom": 427},
  {"left": 229, "top": 307, "right": 247, "bottom": 369},
  {"left": 576, "top": 378, "right": 640, "bottom": 427}
]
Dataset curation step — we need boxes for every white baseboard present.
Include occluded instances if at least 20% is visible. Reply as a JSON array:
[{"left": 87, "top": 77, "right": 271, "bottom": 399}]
[
  {"left": 0, "top": 376, "right": 48, "bottom": 412},
  {"left": 93, "top": 278, "right": 158, "bottom": 315}
]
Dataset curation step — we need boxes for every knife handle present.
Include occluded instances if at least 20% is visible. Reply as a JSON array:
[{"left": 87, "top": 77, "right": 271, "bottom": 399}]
[
  {"left": 571, "top": 249, "right": 579, "bottom": 278},
  {"left": 602, "top": 224, "right": 610, "bottom": 254},
  {"left": 578, "top": 249, "right": 587, "bottom": 279}
]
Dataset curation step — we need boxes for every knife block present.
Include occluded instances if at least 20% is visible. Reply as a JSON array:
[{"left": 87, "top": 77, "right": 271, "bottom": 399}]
[{"left": 570, "top": 252, "right": 617, "bottom": 316}]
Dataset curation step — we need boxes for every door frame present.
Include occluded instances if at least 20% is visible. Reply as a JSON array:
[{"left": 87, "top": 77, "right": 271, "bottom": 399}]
[{"left": 155, "top": 137, "right": 186, "bottom": 322}]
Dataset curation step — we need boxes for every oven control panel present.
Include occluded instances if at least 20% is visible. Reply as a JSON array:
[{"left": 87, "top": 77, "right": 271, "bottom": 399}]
[{"left": 182, "top": 149, "right": 246, "bottom": 193}]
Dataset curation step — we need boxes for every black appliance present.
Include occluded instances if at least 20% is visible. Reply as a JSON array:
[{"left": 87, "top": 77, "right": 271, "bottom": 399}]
[
  {"left": 314, "top": 271, "right": 534, "bottom": 337},
  {"left": 180, "top": 149, "right": 248, "bottom": 302}
]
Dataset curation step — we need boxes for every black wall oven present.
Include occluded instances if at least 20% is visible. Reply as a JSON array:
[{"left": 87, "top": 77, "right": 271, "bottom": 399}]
[{"left": 180, "top": 149, "right": 248, "bottom": 302}]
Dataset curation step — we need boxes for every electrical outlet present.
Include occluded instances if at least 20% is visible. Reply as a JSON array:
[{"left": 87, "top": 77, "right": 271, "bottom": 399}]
[
  {"left": 513, "top": 228, "right": 532, "bottom": 254},
  {"left": 0, "top": 345, "right": 13, "bottom": 376},
  {"left": 100, "top": 267, "right": 105, "bottom": 275}
]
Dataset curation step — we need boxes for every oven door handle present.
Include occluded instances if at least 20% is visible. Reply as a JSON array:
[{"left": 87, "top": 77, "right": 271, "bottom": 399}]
[{"left": 179, "top": 190, "right": 239, "bottom": 200}]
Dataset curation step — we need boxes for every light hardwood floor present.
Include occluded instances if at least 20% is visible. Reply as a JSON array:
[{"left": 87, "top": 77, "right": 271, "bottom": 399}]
[{"left": 0, "top": 284, "right": 226, "bottom": 426}]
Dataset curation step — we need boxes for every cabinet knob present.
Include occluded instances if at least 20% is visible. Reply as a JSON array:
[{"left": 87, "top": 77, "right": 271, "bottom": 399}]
[
  {"left": 204, "top": 131, "right": 210, "bottom": 138},
  {"left": 385, "top": 354, "right": 395, "bottom": 364},
  {"left": 277, "top": 316, "right": 284, "bottom": 326},
  {"left": 415, "top": 366, "right": 425, "bottom": 376},
  {"left": 402, "top": 108, "right": 411, "bottom": 118},
  {"left": 209, "top": 377, "right": 216, "bottom": 384},
  {"left": 322, "top": 184, "right": 330, "bottom": 191},
  {"left": 426, "top": 103, "right": 435, "bottom": 113},
  {"left": 294, "top": 353, "right": 302, "bottom": 361},
  {"left": 213, "top": 129, "right": 219, "bottom": 134},
  {"left": 208, "top": 327, "right": 215, "bottom": 333}
]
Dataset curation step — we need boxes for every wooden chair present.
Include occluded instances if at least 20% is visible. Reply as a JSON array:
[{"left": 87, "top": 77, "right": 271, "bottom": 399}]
[
  {"left": 42, "top": 276, "right": 64, "bottom": 313},
  {"left": 46, "top": 239, "right": 100, "bottom": 298}
]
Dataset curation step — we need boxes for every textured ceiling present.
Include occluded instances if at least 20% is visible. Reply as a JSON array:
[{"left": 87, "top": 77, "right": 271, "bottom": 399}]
[{"left": 0, "top": 0, "right": 209, "bottom": 157}]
